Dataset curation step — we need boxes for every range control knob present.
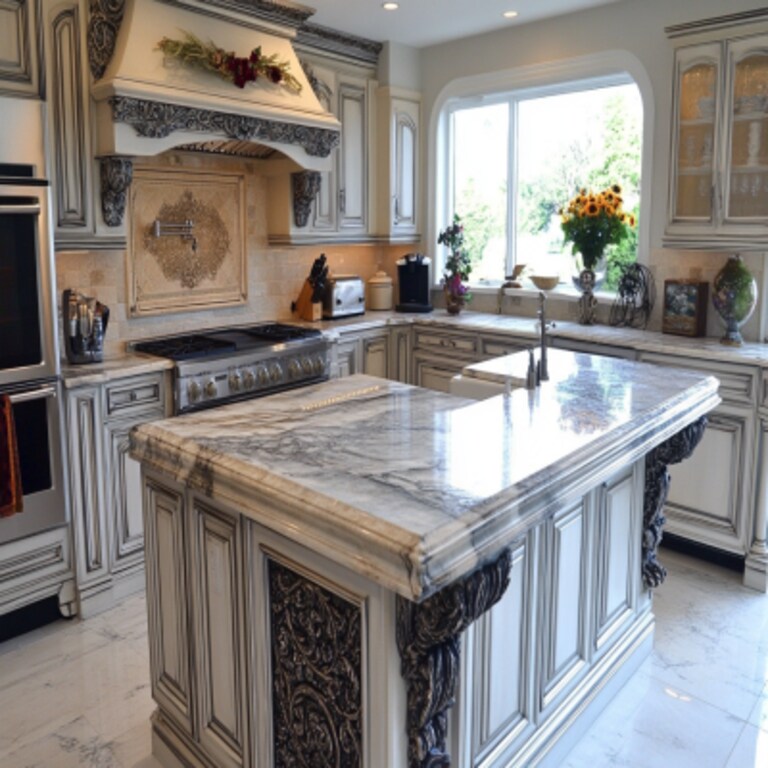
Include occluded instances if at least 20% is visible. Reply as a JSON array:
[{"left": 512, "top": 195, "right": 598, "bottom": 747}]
[
  {"left": 229, "top": 372, "right": 243, "bottom": 392},
  {"left": 257, "top": 366, "right": 269, "bottom": 386},
  {"left": 187, "top": 380, "right": 202, "bottom": 403},
  {"left": 204, "top": 378, "right": 217, "bottom": 398},
  {"left": 243, "top": 370, "right": 256, "bottom": 390},
  {"left": 313, "top": 354, "right": 326, "bottom": 375},
  {"left": 301, "top": 355, "right": 313, "bottom": 374},
  {"left": 288, "top": 358, "right": 302, "bottom": 379},
  {"left": 269, "top": 362, "right": 283, "bottom": 383}
]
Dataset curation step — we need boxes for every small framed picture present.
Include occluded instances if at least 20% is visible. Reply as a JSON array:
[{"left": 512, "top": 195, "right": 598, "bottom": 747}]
[{"left": 662, "top": 280, "right": 709, "bottom": 337}]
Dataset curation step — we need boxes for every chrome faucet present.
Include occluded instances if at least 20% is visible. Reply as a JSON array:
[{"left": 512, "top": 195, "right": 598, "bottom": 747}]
[{"left": 537, "top": 291, "right": 553, "bottom": 381}]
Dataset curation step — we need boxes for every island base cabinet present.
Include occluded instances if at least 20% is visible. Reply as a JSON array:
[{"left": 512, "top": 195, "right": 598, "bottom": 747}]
[
  {"left": 458, "top": 461, "right": 651, "bottom": 768},
  {"left": 142, "top": 456, "right": 653, "bottom": 768}
]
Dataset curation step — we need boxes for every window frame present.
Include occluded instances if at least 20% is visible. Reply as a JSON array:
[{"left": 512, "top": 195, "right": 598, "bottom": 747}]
[{"left": 429, "top": 51, "right": 654, "bottom": 292}]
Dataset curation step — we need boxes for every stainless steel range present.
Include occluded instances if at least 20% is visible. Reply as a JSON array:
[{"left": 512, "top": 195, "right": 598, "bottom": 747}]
[{"left": 133, "top": 324, "right": 330, "bottom": 414}]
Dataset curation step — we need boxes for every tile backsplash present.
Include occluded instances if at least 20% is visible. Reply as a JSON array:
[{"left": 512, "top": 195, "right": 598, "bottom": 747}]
[{"left": 55, "top": 152, "right": 413, "bottom": 358}]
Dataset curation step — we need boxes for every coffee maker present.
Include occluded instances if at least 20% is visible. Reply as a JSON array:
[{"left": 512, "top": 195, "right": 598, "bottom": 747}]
[
  {"left": 62, "top": 289, "right": 109, "bottom": 364},
  {"left": 396, "top": 253, "right": 433, "bottom": 313}
]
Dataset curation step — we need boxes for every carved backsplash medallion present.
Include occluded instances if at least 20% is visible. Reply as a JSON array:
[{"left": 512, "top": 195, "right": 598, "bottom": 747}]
[
  {"left": 128, "top": 168, "right": 246, "bottom": 316},
  {"left": 268, "top": 558, "right": 363, "bottom": 767},
  {"left": 144, "top": 191, "right": 230, "bottom": 289}
]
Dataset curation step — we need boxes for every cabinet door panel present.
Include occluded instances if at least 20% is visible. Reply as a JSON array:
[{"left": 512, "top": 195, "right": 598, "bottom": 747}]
[
  {"left": 724, "top": 41, "right": 768, "bottom": 224},
  {"left": 666, "top": 408, "right": 754, "bottom": 552},
  {"left": 363, "top": 334, "right": 389, "bottom": 379},
  {"left": 338, "top": 82, "right": 367, "bottom": 230},
  {"left": 593, "top": 467, "right": 640, "bottom": 653},
  {"left": 192, "top": 502, "right": 246, "bottom": 768},
  {"left": 538, "top": 502, "right": 590, "bottom": 714},
  {"left": 469, "top": 538, "right": 533, "bottom": 762},
  {"left": 67, "top": 388, "right": 108, "bottom": 587},
  {"left": 144, "top": 478, "right": 192, "bottom": 732},
  {"left": 413, "top": 353, "right": 467, "bottom": 392}
]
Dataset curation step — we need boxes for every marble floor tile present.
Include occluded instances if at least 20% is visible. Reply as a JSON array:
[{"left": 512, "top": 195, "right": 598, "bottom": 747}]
[
  {"left": 724, "top": 724, "right": 768, "bottom": 768},
  {"left": 562, "top": 667, "right": 746, "bottom": 768},
  {"left": 1, "top": 714, "right": 123, "bottom": 768}
]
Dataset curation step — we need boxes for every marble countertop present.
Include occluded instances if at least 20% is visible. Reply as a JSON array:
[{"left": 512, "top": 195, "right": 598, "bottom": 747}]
[
  {"left": 61, "top": 354, "right": 173, "bottom": 387},
  {"left": 59, "top": 310, "right": 768, "bottom": 385},
  {"left": 131, "top": 355, "right": 719, "bottom": 602}
]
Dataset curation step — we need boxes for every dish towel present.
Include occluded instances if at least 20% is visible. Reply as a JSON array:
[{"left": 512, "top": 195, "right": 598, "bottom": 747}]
[{"left": 0, "top": 394, "right": 23, "bottom": 518}]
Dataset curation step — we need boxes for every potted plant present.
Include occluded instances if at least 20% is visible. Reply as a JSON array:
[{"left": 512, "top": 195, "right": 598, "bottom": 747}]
[{"left": 438, "top": 214, "right": 472, "bottom": 315}]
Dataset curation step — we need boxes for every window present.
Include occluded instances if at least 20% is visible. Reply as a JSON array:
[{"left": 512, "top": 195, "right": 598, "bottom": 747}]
[{"left": 444, "top": 77, "right": 643, "bottom": 290}]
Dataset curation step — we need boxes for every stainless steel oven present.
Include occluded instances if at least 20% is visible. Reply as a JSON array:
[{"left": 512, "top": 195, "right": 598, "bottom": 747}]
[
  {"left": 0, "top": 163, "right": 66, "bottom": 544},
  {"left": 0, "top": 379, "right": 66, "bottom": 544},
  {"left": 0, "top": 164, "right": 59, "bottom": 386}
]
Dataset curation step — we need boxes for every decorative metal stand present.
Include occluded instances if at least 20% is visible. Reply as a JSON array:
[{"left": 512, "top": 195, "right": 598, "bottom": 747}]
[
  {"left": 575, "top": 268, "right": 598, "bottom": 325},
  {"left": 642, "top": 416, "right": 708, "bottom": 588},
  {"left": 396, "top": 549, "right": 512, "bottom": 768}
]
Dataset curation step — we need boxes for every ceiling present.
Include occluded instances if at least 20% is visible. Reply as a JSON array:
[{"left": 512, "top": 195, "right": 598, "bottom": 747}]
[{"left": 304, "top": 0, "right": 623, "bottom": 48}]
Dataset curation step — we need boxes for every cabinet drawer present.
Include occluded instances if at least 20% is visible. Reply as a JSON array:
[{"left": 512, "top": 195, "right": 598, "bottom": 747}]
[
  {"left": 480, "top": 335, "right": 530, "bottom": 358},
  {"left": 414, "top": 329, "right": 477, "bottom": 355},
  {"left": 638, "top": 353, "right": 757, "bottom": 406},
  {"left": 105, "top": 373, "right": 165, "bottom": 416}
]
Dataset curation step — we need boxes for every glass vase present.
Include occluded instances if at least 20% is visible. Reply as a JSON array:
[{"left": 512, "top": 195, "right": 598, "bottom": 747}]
[
  {"left": 712, "top": 254, "right": 757, "bottom": 345},
  {"left": 571, "top": 252, "right": 607, "bottom": 290}
]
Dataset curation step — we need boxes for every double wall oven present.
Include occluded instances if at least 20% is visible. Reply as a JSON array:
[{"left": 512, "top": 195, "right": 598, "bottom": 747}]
[{"left": 0, "top": 164, "right": 67, "bottom": 545}]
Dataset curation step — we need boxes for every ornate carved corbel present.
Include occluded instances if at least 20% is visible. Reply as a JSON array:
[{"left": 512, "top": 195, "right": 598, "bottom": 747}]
[
  {"left": 642, "top": 415, "right": 708, "bottom": 587},
  {"left": 99, "top": 156, "right": 133, "bottom": 227},
  {"left": 87, "top": 0, "right": 126, "bottom": 80},
  {"left": 292, "top": 171, "right": 322, "bottom": 227},
  {"left": 396, "top": 549, "right": 512, "bottom": 768}
]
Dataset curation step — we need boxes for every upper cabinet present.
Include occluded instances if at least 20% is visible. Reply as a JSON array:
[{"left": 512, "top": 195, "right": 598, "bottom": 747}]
[
  {"left": 666, "top": 27, "right": 768, "bottom": 248},
  {"left": 0, "top": 0, "right": 43, "bottom": 98},
  {"left": 376, "top": 87, "right": 420, "bottom": 242},
  {"left": 267, "top": 57, "right": 376, "bottom": 244}
]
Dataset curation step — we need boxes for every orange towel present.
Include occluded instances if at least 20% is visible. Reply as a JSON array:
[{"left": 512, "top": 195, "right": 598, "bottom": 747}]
[{"left": 0, "top": 394, "right": 23, "bottom": 517}]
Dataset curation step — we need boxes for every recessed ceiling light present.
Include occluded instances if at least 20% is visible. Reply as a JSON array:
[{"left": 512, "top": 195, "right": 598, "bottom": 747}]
[
  {"left": 382, "top": 2, "right": 399, "bottom": 9},
  {"left": 503, "top": 10, "right": 519, "bottom": 18}
]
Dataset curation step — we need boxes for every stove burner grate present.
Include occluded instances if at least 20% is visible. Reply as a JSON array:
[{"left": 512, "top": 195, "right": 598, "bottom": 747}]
[
  {"left": 243, "top": 323, "right": 322, "bottom": 342},
  {"left": 134, "top": 334, "right": 237, "bottom": 361}
]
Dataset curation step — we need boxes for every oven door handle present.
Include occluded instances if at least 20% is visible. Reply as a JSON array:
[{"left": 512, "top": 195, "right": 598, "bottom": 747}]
[
  {"left": 0, "top": 202, "right": 41, "bottom": 215},
  {"left": 8, "top": 385, "right": 57, "bottom": 403}
]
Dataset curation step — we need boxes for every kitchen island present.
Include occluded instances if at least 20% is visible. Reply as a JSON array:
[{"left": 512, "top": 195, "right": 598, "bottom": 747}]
[{"left": 130, "top": 353, "right": 719, "bottom": 768}]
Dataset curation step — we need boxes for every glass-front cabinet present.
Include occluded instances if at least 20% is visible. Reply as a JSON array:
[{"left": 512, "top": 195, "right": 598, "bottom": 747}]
[{"left": 667, "top": 32, "right": 768, "bottom": 247}]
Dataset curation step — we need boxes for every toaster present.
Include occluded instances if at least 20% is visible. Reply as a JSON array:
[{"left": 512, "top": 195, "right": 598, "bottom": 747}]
[{"left": 322, "top": 275, "right": 365, "bottom": 318}]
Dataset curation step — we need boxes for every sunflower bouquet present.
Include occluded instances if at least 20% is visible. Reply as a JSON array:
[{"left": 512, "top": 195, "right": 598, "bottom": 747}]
[{"left": 560, "top": 185, "right": 635, "bottom": 271}]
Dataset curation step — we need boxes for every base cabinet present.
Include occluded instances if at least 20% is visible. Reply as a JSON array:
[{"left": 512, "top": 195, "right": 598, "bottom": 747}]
[
  {"left": 638, "top": 352, "right": 759, "bottom": 571},
  {"left": 66, "top": 371, "right": 167, "bottom": 616},
  {"left": 333, "top": 327, "right": 391, "bottom": 379},
  {"left": 460, "top": 462, "right": 647, "bottom": 768},
  {"left": 142, "top": 456, "right": 651, "bottom": 768}
]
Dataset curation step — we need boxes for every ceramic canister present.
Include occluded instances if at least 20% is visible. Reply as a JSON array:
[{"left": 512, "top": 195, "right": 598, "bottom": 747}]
[{"left": 368, "top": 270, "right": 393, "bottom": 310}]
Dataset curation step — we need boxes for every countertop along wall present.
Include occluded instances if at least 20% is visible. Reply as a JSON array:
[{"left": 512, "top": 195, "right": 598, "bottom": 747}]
[{"left": 417, "top": 0, "right": 768, "bottom": 342}]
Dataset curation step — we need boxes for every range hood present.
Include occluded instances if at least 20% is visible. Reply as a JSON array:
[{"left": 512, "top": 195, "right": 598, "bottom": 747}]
[{"left": 89, "top": 0, "right": 341, "bottom": 225}]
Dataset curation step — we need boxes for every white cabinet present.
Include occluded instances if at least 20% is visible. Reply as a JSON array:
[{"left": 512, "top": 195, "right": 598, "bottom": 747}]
[
  {"left": 666, "top": 30, "right": 768, "bottom": 247},
  {"left": 376, "top": 87, "right": 420, "bottom": 241},
  {"left": 0, "top": 0, "right": 43, "bottom": 97},
  {"left": 268, "top": 61, "right": 376, "bottom": 244},
  {"left": 65, "top": 371, "right": 167, "bottom": 616},
  {"left": 638, "top": 352, "right": 758, "bottom": 560},
  {"left": 458, "top": 461, "right": 647, "bottom": 767},
  {"left": 333, "top": 326, "right": 391, "bottom": 379}
]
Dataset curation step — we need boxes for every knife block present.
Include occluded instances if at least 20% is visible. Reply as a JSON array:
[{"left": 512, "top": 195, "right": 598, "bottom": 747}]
[{"left": 293, "top": 280, "right": 322, "bottom": 322}]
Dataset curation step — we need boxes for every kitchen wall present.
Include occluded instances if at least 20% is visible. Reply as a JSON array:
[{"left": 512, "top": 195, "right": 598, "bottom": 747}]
[
  {"left": 419, "top": 0, "right": 768, "bottom": 342},
  {"left": 55, "top": 151, "right": 407, "bottom": 357}
]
